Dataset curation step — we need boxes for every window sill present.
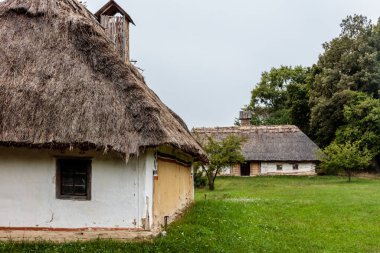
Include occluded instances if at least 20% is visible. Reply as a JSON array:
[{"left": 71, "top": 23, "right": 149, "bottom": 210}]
[{"left": 57, "top": 195, "right": 91, "bottom": 201}]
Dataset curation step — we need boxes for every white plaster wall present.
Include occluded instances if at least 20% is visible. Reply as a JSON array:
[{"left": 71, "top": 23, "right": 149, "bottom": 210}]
[
  {"left": 199, "top": 165, "right": 231, "bottom": 176},
  {"left": 260, "top": 162, "right": 316, "bottom": 175},
  {"left": 220, "top": 166, "right": 232, "bottom": 175},
  {"left": 0, "top": 147, "right": 154, "bottom": 229}
]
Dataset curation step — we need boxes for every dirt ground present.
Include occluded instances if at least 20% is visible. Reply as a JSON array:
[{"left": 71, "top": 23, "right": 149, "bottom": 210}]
[{"left": 0, "top": 229, "right": 156, "bottom": 242}]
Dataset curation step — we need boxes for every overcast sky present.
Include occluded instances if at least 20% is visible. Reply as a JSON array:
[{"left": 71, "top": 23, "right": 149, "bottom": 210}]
[{"left": 88, "top": 1, "right": 380, "bottom": 128}]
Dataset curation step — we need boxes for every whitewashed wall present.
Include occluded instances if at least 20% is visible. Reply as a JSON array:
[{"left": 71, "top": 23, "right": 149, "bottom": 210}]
[
  {"left": 260, "top": 162, "right": 316, "bottom": 175},
  {"left": 0, "top": 147, "right": 154, "bottom": 229},
  {"left": 220, "top": 166, "right": 231, "bottom": 175}
]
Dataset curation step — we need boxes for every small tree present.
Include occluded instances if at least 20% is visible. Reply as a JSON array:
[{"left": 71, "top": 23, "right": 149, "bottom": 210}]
[
  {"left": 319, "top": 141, "right": 373, "bottom": 182},
  {"left": 196, "top": 135, "right": 245, "bottom": 190}
]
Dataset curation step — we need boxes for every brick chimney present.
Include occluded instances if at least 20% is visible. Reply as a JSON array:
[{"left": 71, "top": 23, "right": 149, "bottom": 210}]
[
  {"left": 239, "top": 111, "right": 252, "bottom": 127},
  {"left": 95, "top": 0, "right": 135, "bottom": 63}
]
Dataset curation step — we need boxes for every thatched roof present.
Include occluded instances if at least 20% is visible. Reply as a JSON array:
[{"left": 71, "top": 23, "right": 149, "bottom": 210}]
[
  {"left": 0, "top": 0, "right": 206, "bottom": 161},
  {"left": 193, "top": 125, "right": 320, "bottom": 162}
]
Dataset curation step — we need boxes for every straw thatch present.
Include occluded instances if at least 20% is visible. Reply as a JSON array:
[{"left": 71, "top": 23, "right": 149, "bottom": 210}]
[
  {"left": 0, "top": 0, "right": 206, "bottom": 161},
  {"left": 193, "top": 125, "right": 320, "bottom": 162}
]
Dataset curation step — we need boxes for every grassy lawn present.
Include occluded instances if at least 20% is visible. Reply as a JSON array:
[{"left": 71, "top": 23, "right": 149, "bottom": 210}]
[{"left": 2, "top": 176, "right": 380, "bottom": 252}]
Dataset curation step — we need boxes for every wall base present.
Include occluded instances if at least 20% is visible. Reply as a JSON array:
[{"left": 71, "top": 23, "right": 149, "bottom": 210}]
[{"left": 0, "top": 228, "right": 156, "bottom": 242}]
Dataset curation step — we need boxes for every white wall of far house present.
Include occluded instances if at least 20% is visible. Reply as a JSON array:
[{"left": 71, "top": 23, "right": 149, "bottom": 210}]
[
  {"left": 260, "top": 162, "right": 315, "bottom": 175},
  {"left": 0, "top": 147, "right": 154, "bottom": 229},
  {"left": 219, "top": 167, "right": 231, "bottom": 175},
  {"left": 227, "top": 162, "right": 316, "bottom": 176}
]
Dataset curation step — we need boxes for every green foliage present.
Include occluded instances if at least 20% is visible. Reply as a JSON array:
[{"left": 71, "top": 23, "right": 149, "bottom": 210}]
[
  {"left": 243, "top": 15, "right": 380, "bottom": 171},
  {"left": 319, "top": 141, "right": 373, "bottom": 181},
  {"left": 247, "top": 65, "right": 312, "bottom": 134},
  {"left": 310, "top": 15, "right": 380, "bottom": 147},
  {"left": 340, "top": 15, "right": 373, "bottom": 39},
  {"left": 310, "top": 90, "right": 358, "bottom": 147},
  {"left": 3, "top": 177, "right": 380, "bottom": 253},
  {"left": 248, "top": 66, "right": 308, "bottom": 128},
  {"left": 193, "top": 169, "right": 207, "bottom": 188},
  {"left": 196, "top": 135, "right": 245, "bottom": 190},
  {"left": 336, "top": 91, "right": 380, "bottom": 154},
  {"left": 286, "top": 79, "right": 312, "bottom": 134},
  {"left": 203, "top": 135, "right": 245, "bottom": 171}
]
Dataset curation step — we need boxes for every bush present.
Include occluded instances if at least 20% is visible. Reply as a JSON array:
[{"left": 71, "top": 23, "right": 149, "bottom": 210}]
[
  {"left": 193, "top": 170, "right": 207, "bottom": 188},
  {"left": 319, "top": 141, "right": 373, "bottom": 181}
]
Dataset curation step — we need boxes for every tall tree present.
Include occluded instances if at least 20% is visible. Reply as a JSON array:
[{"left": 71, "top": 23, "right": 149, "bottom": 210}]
[
  {"left": 310, "top": 15, "right": 380, "bottom": 147},
  {"left": 241, "top": 14, "right": 380, "bottom": 173},
  {"left": 335, "top": 91, "right": 380, "bottom": 170},
  {"left": 247, "top": 66, "right": 311, "bottom": 133}
]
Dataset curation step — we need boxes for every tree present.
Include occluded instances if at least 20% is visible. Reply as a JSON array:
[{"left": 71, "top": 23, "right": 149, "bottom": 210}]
[
  {"left": 309, "top": 90, "right": 357, "bottom": 147},
  {"left": 195, "top": 135, "right": 245, "bottom": 190},
  {"left": 286, "top": 76, "right": 313, "bottom": 135},
  {"left": 310, "top": 15, "right": 380, "bottom": 147},
  {"left": 247, "top": 66, "right": 312, "bottom": 134},
  {"left": 319, "top": 141, "right": 373, "bottom": 182},
  {"left": 335, "top": 91, "right": 380, "bottom": 171},
  {"left": 238, "top": 14, "right": 380, "bottom": 175}
]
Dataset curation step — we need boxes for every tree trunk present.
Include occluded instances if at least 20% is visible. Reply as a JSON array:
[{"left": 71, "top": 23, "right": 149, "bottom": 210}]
[
  {"left": 347, "top": 170, "right": 352, "bottom": 182},
  {"left": 373, "top": 156, "right": 380, "bottom": 173},
  {"left": 207, "top": 173, "right": 215, "bottom": 190}
]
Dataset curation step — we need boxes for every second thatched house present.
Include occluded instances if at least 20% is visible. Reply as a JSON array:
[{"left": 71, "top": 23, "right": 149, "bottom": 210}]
[
  {"left": 0, "top": 0, "right": 206, "bottom": 233},
  {"left": 193, "top": 113, "right": 319, "bottom": 176}
]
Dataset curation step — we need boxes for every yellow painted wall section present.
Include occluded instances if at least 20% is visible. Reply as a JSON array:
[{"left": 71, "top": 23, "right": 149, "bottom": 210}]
[
  {"left": 153, "top": 158, "right": 193, "bottom": 227},
  {"left": 250, "top": 162, "right": 260, "bottom": 176},
  {"left": 231, "top": 164, "right": 240, "bottom": 176}
]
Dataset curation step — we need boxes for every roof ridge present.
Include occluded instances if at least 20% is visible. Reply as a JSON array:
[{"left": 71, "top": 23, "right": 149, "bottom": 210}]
[{"left": 193, "top": 125, "right": 301, "bottom": 133}]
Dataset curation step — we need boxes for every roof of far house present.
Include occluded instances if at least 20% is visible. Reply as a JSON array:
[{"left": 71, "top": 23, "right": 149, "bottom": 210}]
[
  {"left": 0, "top": 0, "right": 206, "bottom": 162},
  {"left": 193, "top": 125, "right": 320, "bottom": 162}
]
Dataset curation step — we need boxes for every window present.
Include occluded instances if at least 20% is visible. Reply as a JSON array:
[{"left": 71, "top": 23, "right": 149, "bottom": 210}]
[
  {"left": 56, "top": 158, "right": 92, "bottom": 200},
  {"left": 276, "top": 164, "right": 283, "bottom": 171},
  {"left": 293, "top": 164, "right": 299, "bottom": 170}
]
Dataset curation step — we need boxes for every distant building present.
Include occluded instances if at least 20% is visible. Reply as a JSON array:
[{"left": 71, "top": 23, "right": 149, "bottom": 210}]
[{"left": 193, "top": 112, "right": 320, "bottom": 176}]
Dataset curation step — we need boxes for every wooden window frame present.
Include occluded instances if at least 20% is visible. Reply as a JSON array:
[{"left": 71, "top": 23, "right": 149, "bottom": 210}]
[
  {"left": 56, "top": 158, "right": 92, "bottom": 201},
  {"left": 293, "top": 164, "right": 299, "bottom": 170},
  {"left": 276, "top": 164, "right": 283, "bottom": 171}
]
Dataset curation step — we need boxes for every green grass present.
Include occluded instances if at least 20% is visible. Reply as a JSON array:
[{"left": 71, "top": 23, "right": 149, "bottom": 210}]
[{"left": 2, "top": 176, "right": 380, "bottom": 252}]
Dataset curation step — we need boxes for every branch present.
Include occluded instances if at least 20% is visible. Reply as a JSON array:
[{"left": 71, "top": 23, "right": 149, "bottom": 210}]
[{"left": 213, "top": 168, "right": 222, "bottom": 182}]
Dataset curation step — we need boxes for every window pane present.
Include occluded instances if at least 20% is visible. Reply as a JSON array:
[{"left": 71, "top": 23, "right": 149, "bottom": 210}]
[
  {"left": 62, "top": 176, "right": 74, "bottom": 186},
  {"left": 74, "top": 186, "right": 86, "bottom": 195},
  {"left": 62, "top": 185, "right": 74, "bottom": 195},
  {"left": 74, "top": 174, "right": 86, "bottom": 185}
]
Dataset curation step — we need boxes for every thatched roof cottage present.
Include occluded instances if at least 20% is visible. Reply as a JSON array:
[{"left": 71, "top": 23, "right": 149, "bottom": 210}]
[
  {"left": 0, "top": 0, "right": 206, "bottom": 233},
  {"left": 193, "top": 113, "right": 319, "bottom": 176}
]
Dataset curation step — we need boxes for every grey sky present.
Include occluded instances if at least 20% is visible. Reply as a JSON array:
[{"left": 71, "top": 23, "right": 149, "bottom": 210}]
[{"left": 92, "top": 1, "right": 379, "bottom": 127}]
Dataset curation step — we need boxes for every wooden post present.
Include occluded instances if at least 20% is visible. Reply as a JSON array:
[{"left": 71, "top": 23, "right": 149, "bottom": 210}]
[{"left": 100, "top": 15, "right": 129, "bottom": 63}]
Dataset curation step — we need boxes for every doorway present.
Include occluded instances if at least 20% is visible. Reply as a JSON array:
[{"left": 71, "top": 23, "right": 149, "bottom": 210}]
[{"left": 240, "top": 162, "right": 250, "bottom": 176}]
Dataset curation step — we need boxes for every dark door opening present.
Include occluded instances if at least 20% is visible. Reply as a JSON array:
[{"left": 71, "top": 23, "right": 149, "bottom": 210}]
[{"left": 240, "top": 163, "right": 250, "bottom": 176}]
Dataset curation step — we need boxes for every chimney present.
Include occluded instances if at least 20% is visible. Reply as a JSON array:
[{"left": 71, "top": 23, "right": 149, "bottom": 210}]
[
  {"left": 95, "top": 0, "right": 135, "bottom": 63},
  {"left": 239, "top": 111, "right": 252, "bottom": 127}
]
